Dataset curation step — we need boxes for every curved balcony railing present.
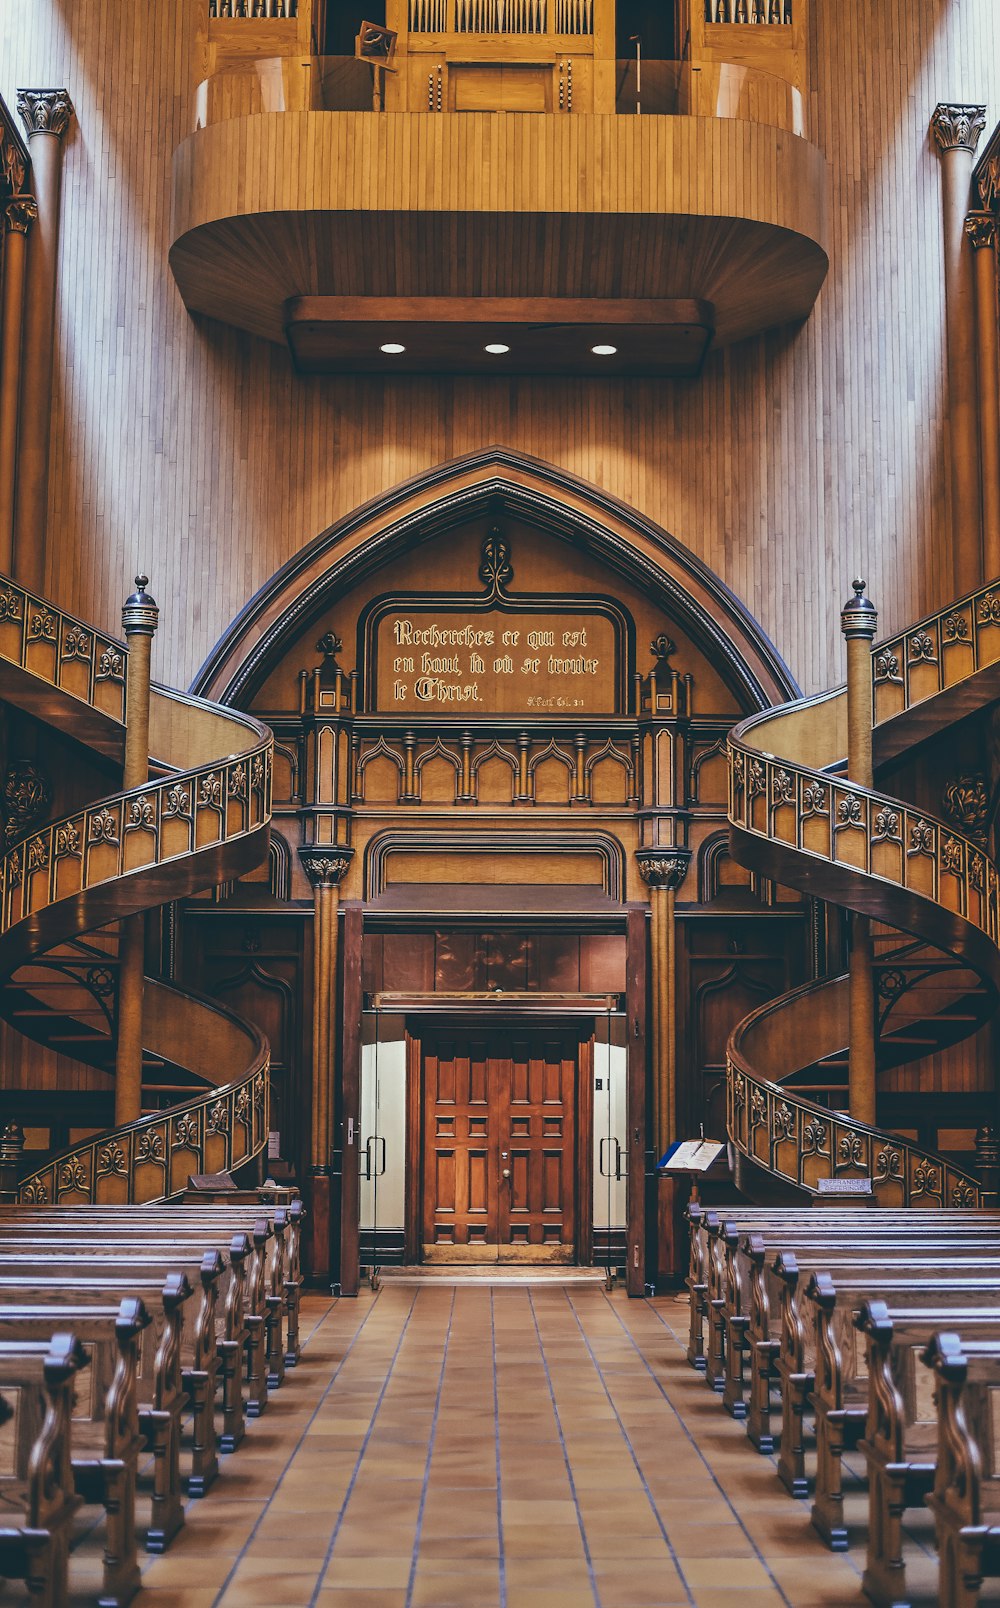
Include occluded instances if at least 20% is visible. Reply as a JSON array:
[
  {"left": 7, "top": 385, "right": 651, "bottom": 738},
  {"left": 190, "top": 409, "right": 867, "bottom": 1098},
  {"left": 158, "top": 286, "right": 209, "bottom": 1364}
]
[
  {"left": 0, "top": 572, "right": 274, "bottom": 1205},
  {"left": 725, "top": 581, "right": 1000, "bottom": 1207},
  {"left": 192, "top": 56, "right": 805, "bottom": 135}
]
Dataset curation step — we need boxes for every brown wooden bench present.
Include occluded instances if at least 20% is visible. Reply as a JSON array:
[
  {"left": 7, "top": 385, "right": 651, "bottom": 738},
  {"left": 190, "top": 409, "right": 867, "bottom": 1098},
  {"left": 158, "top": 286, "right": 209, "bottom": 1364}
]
[
  {"left": 0, "top": 1248, "right": 229, "bottom": 1498},
  {"left": 0, "top": 1333, "right": 90, "bottom": 1608},
  {"left": 0, "top": 1299, "right": 151, "bottom": 1608},
  {"left": 0, "top": 1227, "right": 256, "bottom": 1450},
  {"left": 704, "top": 1216, "right": 1000, "bottom": 1418},
  {"left": 922, "top": 1330, "right": 1000, "bottom": 1608},
  {"left": 855, "top": 1302, "right": 1000, "bottom": 1608},
  {"left": 760, "top": 1241, "right": 1000, "bottom": 1487},
  {"left": 0, "top": 1202, "right": 301, "bottom": 1378},
  {"left": 684, "top": 1204, "right": 1000, "bottom": 1373},
  {"left": 0, "top": 1270, "right": 192, "bottom": 1552},
  {"left": 805, "top": 1271, "right": 1000, "bottom": 1551}
]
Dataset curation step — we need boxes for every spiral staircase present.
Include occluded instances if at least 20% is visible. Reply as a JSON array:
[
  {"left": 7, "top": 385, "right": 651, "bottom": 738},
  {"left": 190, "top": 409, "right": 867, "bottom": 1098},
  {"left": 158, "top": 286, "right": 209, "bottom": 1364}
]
[
  {"left": 726, "top": 578, "right": 1000, "bottom": 1207},
  {"left": 0, "top": 573, "right": 273, "bottom": 1205}
]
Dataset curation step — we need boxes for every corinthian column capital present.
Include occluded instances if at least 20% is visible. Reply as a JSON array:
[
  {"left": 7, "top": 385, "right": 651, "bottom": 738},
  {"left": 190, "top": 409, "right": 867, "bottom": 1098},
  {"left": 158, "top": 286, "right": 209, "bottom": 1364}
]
[
  {"left": 931, "top": 102, "right": 987, "bottom": 156},
  {"left": 965, "top": 211, "right": 999, "bottom": 252},
  {"left": 636, "top": 848, "right": 691, "bottom": 892},
  {"left": 4, "top": 194, "right": 37, "bottom": 235},
  {"left": 16, "top": 89, "right": 74, "bottom": 140},
  {"left": 299, "top": 845, "right": 354, "bottom": 890}
]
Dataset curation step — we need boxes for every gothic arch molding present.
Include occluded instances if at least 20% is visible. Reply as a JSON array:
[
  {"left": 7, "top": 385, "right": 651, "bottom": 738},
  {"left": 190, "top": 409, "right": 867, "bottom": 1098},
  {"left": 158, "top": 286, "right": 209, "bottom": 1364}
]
[{"left": 191, "top": 448, "right": 799, "bottom": 713}]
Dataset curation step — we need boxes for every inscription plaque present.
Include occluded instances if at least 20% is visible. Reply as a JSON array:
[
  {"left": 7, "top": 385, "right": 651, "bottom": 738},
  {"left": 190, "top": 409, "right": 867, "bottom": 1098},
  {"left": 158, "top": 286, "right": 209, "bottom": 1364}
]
[{"left": 376, "top": 608, "right": 616, "bottom": 714}]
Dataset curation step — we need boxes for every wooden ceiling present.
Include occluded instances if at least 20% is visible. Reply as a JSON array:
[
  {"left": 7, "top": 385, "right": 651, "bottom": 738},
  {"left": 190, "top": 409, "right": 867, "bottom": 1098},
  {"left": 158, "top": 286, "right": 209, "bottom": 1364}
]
[{"left": 170, "top": 110, "right": 830, "bottom": 367}]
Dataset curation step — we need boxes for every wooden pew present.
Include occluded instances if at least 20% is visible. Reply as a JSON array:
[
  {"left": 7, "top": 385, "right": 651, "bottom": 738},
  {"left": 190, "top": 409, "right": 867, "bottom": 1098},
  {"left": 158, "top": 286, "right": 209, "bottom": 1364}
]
[
  {"left": 0, "top": 1227, "right": 256, "bottom": 1446},
  {"left": 0, "top": 1218, "right": 272, "bottom": 1422},
  {"left": 704, "top": 1216, "right": 1000, "bottom": 1410},
  {"left": 0, "top": 1198, "right": 305, "bottom": 1365},
  {"left": 0, "top": 1271, "right": 192, "bottom": 1552},
  {"left": 0, "top": 1248, "right": 229, "bottom": 1499},
  {"left": 806, "top": 1272, "right": 1000, "bottom": 1551},
  {"left": 0, "top": 1202, "right": 301, "bottom": 1381},
  {"left": 922, "top": 1330, "right": 1000, "bottom": 1608},
  {"left": 685, "top": 1204, "right": 1000, "bottom": 1373},
  {"left": 856, "top": 1302, "right": 1000, "bottom": 1608},
  {"left": 0, "top": 1333, "right": 89, "bottom": 1608},
  {"left": 0, "top": 1299, "right": 150, "bottom": 1608},
  {"left": 758, "top": 1239, "right": 1000, "bottom": 1473}
]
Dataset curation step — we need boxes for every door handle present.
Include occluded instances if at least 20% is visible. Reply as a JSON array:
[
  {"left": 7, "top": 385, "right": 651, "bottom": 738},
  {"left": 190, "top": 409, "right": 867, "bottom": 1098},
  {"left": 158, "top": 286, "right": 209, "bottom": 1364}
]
[{"left": 502, "top": 1168, "right": 511, "bottom": 1179}]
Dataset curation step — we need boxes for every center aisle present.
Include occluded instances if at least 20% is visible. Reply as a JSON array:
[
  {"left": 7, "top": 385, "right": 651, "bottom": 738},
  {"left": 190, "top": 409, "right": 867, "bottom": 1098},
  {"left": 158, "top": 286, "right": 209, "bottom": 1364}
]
[{"left": 86, "top": 1286, "right": 946, "bottom": 1608}]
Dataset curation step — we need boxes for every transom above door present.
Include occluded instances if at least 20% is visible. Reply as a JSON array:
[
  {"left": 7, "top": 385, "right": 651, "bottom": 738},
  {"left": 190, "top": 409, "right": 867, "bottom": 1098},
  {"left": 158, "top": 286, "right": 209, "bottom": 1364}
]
[{"left": 421, "top": 1025, "right": 584, "bottom": 1262}]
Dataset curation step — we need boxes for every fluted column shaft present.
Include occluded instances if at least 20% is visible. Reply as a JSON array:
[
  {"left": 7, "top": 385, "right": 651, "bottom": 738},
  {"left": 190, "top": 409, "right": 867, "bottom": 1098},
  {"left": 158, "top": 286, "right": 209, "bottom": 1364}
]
[
  {"left": 966, "top": 212, "right": 1000, "bottom": 581},
  {"left": 14, "top": 89, "right": 73, "bottom": 593},
  {"left": 932, "top": 104, "right": 987, "bottom": 595},
  {"left": 636, "top": 850, "right": 691, "bottom": 1158},
  {"left": 842, "top": 580, "right": 878, "bottom": 1128},
  {"left": 299, "top": 849, "right": 354, "bottom": 1174},
  {"left": 115, "top": 577, "right": 158, "bottom": 1129},
  {"left": 0, "top": 197, "right": 36, "bottom": 573}
]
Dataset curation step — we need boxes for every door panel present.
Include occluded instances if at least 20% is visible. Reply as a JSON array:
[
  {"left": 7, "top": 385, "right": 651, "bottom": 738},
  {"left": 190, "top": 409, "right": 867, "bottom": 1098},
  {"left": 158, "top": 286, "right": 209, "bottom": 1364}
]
[
  {"left": 499, "top": 1034, "right": 575, "bottom": 1261},
  {"left": 422, "top": 1026, "right": 579, "bottom": 1263},
  {"left": 422, "top": 1034, "right": 499, "bottom": 1253}
]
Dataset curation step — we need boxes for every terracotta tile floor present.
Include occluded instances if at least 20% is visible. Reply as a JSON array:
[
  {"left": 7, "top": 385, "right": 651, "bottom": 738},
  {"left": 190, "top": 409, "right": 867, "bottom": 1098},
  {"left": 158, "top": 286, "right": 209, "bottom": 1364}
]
[{"left": 37, "top": 1283, "right": 988, "bottom": 1607}]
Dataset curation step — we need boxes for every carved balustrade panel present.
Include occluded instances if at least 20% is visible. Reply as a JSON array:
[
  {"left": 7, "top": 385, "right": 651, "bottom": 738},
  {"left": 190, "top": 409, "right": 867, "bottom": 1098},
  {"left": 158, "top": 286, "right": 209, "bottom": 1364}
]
[
  {"left": 872, "top": 580, "right": 1000, "bottom": 726},
  {"left": 729, "top": 742, "right": 999, "bottom": 948},
  {"left": 351, "top": 723, "right": 640, "bottom": 808},
  {"left": 727, "top": 1059, "right": 982, "bottom": 1207},
  {"left": 18, "top": 1066, "right": 269, "bottom": 1206}
]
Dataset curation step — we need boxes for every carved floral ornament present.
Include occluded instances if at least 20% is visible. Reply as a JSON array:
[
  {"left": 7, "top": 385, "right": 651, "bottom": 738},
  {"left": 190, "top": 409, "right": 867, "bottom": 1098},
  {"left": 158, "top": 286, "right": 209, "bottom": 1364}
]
[
  {"left": 965, "top": 211, "right": 999, "bottom": 252},
  {"left": 298, "top": 846, "right": 355, "bottom": 889},
  {"left": 930, "top": 102, "right": 987, "bottom": 155},
  {"left": 16, "top": 89, "right": 74, "bottom": 140},
  {"left": 0, "top": 119, "right": 27, "bottom": 196},
  {"left": 941, "top": 772, "right": 989, "bottom": 842},
  {"left": 635, "top": 848, "right": 691, "bottom": 891},
  {"left": 478, "top": 527, "right": 513, "bottom": 597},
  {"left": 4, "top": 194, "right": 37, "bottom": 235}
]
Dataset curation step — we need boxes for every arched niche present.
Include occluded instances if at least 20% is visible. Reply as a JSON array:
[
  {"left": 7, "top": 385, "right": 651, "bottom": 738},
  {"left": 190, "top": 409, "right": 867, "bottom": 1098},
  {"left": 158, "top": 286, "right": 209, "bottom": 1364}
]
[{"left": 193, "top": 447, "right": 798, "bottom": 712}]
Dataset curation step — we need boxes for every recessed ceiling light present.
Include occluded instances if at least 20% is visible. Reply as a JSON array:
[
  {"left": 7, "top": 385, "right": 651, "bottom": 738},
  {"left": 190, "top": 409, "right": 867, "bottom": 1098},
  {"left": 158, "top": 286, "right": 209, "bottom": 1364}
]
[
  {"left": 592, "top": 343, "right": 618, "bottom": 356},
  {"left": 380, "top": 342, "right": 406, "bottom": 354},
  {"left": 485, "top": 343, "right": 510, "bottom": 354}
]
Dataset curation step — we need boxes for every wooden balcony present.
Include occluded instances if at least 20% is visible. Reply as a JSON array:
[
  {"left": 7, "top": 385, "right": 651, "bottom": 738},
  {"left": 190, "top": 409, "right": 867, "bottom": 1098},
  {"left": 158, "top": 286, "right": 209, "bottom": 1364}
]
[{"left": 169, "top": 59, "right": 829, "bottom": 376}]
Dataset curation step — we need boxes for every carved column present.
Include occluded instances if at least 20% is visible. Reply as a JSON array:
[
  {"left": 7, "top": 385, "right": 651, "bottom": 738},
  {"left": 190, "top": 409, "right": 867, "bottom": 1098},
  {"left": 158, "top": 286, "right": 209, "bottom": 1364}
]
[
  {"left": 842, "top": 579, "right": 878, "bottom": 1128},
  {"left": 965, "top": 211, "right": 1000, "bottom": 581},
  {"left": 14, "top": 89, "right": 73, "bottom": 593},
  {"left": 299, "top": 846, "right": 354, "bottom": 1277},
  {"left": 932, "top": 103, "right": 987, "bottom": 594},
  {"left": 115, "top": 576, "right": 158, "bottom": 1128},
  {"left": 0, "top": 195, "right": 36, "bottom": 573},
  {"left": 636, "top": 848, "right": 691, "bottom": 1158}
]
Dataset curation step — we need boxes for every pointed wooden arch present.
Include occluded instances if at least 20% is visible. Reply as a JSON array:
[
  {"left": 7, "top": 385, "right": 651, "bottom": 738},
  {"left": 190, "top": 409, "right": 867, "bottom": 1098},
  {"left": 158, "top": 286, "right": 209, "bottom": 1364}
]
[{"left": 192, "top": 448, "right": 799, "bottom": 710}]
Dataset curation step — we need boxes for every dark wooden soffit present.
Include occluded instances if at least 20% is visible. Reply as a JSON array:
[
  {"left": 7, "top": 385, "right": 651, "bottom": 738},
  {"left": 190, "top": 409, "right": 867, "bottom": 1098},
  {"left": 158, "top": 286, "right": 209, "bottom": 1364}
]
[
  {"left": 284, "top": 296, "right": 715, "bottom": 378},
  {"left": 169, "top": 111, "right": 829, "bottom": 350},
  {"left": 365, "top": 882, "right": 627, "bottom": 920},
  {"left": 191, "top": 447, "right": 801, "bottom": 717}
]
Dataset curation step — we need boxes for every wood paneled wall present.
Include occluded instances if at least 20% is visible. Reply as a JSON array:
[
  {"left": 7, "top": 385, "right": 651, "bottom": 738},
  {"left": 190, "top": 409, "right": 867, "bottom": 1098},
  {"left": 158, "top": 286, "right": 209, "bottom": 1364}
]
[{"left": 0, "top": 1, "right": 997, "bottom": 699}]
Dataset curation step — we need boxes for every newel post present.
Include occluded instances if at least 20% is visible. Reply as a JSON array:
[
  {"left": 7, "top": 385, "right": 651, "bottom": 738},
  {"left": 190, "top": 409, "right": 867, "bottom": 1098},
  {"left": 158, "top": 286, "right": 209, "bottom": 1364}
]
[
  {"left": 842, "top": 578, "right": 878, "bottom": 1128},
  {"left": 0, "top": 1122, "right": 24, "bottom": 1203},
  {"left": 114, "top": 575, "right": 158, "bottom": 1127}
]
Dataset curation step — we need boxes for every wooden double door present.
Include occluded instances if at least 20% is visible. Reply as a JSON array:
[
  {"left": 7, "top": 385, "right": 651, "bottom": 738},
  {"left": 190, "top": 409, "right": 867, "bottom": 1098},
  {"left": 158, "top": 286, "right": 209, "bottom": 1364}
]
[{"left": 421, "top": 1024, "right": 586, "bottom": 1262}]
